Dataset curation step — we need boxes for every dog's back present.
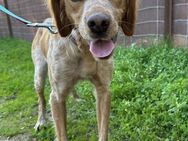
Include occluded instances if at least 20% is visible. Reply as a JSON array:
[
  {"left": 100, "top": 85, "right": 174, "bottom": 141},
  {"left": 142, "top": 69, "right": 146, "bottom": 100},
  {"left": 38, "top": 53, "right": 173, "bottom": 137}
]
[{"left": 32, "top": 18, "right": 52, "bottom": 58}]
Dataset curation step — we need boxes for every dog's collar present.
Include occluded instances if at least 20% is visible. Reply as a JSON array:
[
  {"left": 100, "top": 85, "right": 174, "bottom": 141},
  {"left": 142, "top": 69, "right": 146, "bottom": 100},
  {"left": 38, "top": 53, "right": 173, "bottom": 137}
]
[
  {"left": 69, "top": 28, "right": 79, "bottom": 46},
  {"left": 69, "top": 34, "right": 77, "bottom": 45},
  {"left": 112, "top": 34, "right": 118, "bottom": 43}
]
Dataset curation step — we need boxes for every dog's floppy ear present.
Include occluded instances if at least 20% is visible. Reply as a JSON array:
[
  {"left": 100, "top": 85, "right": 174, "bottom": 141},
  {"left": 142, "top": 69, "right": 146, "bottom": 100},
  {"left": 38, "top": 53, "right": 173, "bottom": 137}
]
[
  {"left": 121, "top": 0, "right": 137, "bottom": 36},
  {"left": 48, "top": 0, "right": 73, "bottom": 37}
]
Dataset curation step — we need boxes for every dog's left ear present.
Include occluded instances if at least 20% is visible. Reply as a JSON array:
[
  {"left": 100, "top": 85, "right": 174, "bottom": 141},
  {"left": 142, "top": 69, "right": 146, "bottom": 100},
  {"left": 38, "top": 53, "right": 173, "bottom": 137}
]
[
  {"left": 48, "top": 0, "right": 73, "bottom": 37},
  {"left": 121, "top": 0, "right": 137, "bottom": 36}
]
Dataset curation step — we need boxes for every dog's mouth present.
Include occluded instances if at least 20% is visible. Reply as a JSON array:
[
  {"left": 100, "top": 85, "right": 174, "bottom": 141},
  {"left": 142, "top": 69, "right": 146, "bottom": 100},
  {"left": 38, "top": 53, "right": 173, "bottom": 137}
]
[{"left": 89, "top": 36, "right": 117, "bottom": 59}]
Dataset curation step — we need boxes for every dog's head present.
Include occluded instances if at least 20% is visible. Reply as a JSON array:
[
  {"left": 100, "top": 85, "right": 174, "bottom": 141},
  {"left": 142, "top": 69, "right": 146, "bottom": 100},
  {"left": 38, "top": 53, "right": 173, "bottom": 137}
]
[{"left": 48, "top": 0, "right": 137, "bottom": 59}]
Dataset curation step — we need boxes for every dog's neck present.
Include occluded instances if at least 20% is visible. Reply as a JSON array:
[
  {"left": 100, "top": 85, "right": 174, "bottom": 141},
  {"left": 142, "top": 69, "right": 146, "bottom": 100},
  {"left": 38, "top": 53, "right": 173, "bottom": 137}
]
[{"left": 68, "top": 28, "right": 89, "bottom": 50}]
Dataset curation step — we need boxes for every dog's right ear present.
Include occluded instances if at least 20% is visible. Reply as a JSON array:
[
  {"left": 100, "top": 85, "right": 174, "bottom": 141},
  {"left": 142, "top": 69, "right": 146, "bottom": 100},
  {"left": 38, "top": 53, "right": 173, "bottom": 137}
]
[
  {"left": 121, "top": 0, "right": 137, "bottom": 36},
  {"left": 48, "top": 0, "right": 73, "bottom": 37}
]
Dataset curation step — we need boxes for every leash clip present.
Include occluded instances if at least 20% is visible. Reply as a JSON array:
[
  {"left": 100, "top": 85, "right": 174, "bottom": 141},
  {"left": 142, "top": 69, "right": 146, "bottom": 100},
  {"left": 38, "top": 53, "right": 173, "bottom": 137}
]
[{"left": 27, "top": 23, "right": 58, "bottom": 34}]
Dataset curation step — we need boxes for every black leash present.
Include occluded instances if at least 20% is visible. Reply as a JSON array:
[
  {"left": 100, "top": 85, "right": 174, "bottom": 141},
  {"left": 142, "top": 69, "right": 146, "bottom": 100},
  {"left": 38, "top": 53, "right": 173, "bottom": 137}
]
[{"left": 0, "top": 5, "right": 58, "bottom": 34}]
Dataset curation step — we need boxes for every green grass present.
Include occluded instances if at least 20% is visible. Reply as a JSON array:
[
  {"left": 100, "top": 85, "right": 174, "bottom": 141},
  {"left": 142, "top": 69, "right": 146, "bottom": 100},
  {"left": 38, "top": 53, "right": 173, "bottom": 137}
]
[{"left": 0, "top": 38, "right": 188, "bottom": 141}]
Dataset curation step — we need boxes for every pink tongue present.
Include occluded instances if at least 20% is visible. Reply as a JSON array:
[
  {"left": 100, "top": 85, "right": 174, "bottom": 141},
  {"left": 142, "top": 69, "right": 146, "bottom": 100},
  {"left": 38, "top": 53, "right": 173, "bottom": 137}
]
[{"left": 89, "top": 40, "right": 115, "bottom": 58}]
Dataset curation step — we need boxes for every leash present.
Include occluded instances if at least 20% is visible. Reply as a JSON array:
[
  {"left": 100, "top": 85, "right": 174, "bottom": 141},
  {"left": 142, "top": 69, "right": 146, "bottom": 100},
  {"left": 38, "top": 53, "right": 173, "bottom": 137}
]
[{"left": 0, "top": 5, "right": 58, "bottom": 34}]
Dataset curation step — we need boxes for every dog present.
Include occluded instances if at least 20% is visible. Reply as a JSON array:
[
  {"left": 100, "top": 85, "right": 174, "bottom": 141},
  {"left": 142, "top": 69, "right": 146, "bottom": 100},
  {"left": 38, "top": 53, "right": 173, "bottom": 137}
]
[{"left": 32, "top": 0, "right": 137, "bottom": 141}]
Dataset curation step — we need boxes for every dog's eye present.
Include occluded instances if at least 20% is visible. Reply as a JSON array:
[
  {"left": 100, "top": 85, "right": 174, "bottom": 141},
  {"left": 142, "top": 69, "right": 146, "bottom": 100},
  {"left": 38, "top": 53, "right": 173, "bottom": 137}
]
[{"left": 71, "top": 0, "right": 82, "bottom": 2}]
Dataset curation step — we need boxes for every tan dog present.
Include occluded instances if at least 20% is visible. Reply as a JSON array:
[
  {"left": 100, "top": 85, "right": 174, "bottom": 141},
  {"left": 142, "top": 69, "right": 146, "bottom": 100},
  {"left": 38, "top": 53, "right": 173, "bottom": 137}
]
[{"left": 32, "top": 0, "right": 137, "bottom": 141}]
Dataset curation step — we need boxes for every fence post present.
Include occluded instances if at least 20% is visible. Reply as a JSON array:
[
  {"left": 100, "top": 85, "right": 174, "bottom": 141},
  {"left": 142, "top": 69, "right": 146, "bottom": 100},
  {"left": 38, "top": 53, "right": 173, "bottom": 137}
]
[
  {"left": 164, "top": 0, "right": 173, "bottom": 40},
  {"left": 3, "top": 0, "right": 13, "bottom": 37}
]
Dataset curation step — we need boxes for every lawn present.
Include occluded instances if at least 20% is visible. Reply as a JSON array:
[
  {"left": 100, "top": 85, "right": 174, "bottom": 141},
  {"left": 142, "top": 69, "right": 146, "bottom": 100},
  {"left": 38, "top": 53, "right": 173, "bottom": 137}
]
[{"left": 0, "top": 38, "right": 188, "bottom": 141}]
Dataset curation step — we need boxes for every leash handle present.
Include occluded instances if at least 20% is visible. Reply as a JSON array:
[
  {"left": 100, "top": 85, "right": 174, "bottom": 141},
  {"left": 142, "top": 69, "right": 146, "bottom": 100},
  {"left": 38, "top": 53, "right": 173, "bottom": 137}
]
[{"left": 0, "top": 5, "right": 57, "bottom": 34}]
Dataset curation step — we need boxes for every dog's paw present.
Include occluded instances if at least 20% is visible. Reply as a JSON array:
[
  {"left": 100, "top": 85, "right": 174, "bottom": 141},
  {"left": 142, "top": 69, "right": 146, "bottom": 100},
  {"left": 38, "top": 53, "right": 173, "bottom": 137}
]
[
  {"left": 74, "top": 97, "right": 83, "bottom": 102},
  {"left": 34, "top": 117, "right": 46, "bottom": 131}
]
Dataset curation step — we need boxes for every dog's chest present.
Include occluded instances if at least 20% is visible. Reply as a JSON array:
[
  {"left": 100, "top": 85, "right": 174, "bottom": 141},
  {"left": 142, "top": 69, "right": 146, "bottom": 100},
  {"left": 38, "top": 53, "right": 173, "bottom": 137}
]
[{"left": 78, "top": 55, "right": 97, "bottom": 79}]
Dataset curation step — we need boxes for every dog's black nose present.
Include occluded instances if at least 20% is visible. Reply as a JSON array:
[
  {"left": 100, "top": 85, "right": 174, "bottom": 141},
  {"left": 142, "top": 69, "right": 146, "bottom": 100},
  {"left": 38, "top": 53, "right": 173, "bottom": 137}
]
[{"left": 87, "top": 14, "right": 110, "bottom": 35}]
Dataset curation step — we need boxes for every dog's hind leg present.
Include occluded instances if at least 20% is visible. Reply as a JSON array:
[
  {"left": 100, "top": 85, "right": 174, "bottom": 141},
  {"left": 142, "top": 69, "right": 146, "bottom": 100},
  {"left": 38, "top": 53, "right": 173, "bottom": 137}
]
[{"left": 32, "top": 47, "right": 48, "bottom": 131}]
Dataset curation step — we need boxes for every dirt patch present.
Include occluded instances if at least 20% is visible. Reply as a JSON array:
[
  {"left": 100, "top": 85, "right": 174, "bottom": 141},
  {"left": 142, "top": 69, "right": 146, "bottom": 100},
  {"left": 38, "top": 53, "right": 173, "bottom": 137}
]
[
  {"left": 0, "top": 98, "right": 5, "bottom": 105},
  {"left": 0, "top": 134, "right": 35, "bottom": 141}
]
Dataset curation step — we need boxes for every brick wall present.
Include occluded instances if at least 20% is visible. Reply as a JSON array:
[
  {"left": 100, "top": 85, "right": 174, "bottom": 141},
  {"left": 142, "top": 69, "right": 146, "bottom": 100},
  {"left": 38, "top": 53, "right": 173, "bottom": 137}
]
[
  {"left": 119, "top": 0, "right": 165, "bottom": 45},
  {"left": 0, "top": 0, "right": 188, "bottom": 46},
  {"left": 118, "top": 0, "right": 188, "bottom": 46},
  {"left": 173, "top": 0, "right": 188, "bottom": 45},
  {"left": 0, "top": 0, "right": 49, "bottom": 41},
  {"left": 136, "top": 0, "right": 164, "bottom": 36},
  {"left": 0, "top": 0, "right": 9, "bottom": 36}
]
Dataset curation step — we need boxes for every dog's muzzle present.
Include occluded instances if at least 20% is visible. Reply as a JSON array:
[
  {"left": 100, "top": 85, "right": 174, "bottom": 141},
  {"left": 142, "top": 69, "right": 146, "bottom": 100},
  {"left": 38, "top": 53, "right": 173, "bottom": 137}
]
[
  {"left": 87, "top": 13, "right": 110, "bottom": 37},
  {"left": 85, "top": 13, "right": 118, "bottom": 59}
]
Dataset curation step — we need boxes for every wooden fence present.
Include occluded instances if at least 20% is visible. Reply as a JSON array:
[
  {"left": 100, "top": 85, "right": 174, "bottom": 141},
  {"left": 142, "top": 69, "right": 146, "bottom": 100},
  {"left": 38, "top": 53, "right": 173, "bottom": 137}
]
[{"left": 0, "top": 0, "right": 188, "bottom": 46}]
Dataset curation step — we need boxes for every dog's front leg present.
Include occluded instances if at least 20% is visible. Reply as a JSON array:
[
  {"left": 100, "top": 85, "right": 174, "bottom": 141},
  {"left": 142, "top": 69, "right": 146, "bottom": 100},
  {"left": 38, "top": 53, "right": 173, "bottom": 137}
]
[
  {"left": 93, "top": 82, "right": 111, "bottom": 141},
  {"left": 50, "top": 88, "right": 69, "bottom": 141},
  {"left": 97, "top": 87, "right": 111, "bottom": 141},
  {"left": 91, "top": 61, "right": 112, "bottom": 141}
]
